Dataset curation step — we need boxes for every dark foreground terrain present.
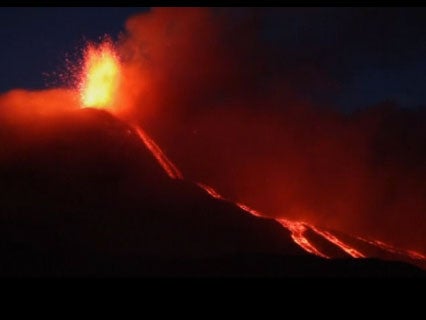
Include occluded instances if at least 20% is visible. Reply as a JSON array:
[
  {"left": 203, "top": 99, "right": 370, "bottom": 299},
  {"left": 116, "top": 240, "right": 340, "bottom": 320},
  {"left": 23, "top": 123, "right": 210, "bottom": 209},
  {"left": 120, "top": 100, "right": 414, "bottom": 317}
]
[{"left": 0, "top": 107, "right": 423, "bottom": 277}]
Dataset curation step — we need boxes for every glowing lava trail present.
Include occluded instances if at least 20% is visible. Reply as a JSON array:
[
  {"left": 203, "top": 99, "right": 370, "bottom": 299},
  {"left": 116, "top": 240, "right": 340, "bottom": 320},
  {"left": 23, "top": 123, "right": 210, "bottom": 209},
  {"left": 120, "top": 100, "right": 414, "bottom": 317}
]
[
  {"left": 232, "top": 201, "right": 328, "bottom": 258},
  {"left": 134, "top": 126, "right": 183, "bottom": 180},
  {"left": 75, "top": 40, "right": 372, "bottom": 259},
  {"left": 196, "top": 183, "right": 224, "bottom": 200},
  {"left": 76, "top": 39, "right": 426, "bottom": 266},
  {"left": 309, "top": 226, "right": 365, "bottom": 258},
  {"left": 355, "top": 236, "right": 426, "bottom": 260},
  {"left": 278, "top": 219, "right": 329, "bottom": 258},
  {"left": 210, "top": 191, "right": 329, "bottom": 258},
  {"left": 78, "top": 40, "right": 182, "bottom": 179}
]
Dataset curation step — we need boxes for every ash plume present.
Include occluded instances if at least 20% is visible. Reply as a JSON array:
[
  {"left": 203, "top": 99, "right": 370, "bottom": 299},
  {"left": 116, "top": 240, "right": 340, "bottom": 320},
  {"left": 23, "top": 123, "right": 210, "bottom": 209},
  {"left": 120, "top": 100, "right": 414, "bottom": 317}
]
[{"left": 114, "top": 7, "right": 426, "bottom": 254}]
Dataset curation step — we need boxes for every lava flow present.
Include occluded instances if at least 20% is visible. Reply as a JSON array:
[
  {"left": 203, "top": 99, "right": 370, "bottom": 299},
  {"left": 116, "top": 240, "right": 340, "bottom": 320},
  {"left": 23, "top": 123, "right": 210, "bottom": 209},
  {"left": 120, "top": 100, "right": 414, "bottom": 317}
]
[
  {"left": 77, "top": 39, "right": 426, "bottom": 267},
  {"left": 309, "top": 226, "right": 365, "bottom": 258},
  {"left": 134, "top": 126, "right": 183, "bottom": 180}
]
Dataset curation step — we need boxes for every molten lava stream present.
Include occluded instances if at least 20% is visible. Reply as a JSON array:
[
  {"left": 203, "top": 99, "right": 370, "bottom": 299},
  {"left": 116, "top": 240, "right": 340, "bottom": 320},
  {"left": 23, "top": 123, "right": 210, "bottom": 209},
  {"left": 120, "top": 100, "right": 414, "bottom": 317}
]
[
  {"left": 309, "top": 226, "right": 365, "bottom": 258},
  {"left": 234, "top": 202, "right": 329, "bottom": 258},
  {"left": 75, "top": 39, "right": 384, "bottom": 261},
  {"left": 134, "top": 126, "right": 183, "bottom": 180},
  {"left": 355, "top": 236, "right": 426, "bottom": 260},
  {"left": 196, "top": 183, "right": 224, "bottom": 200},
  {"left": 197, "top": 184, "right": 330, "bottom": 258},
  {"left": 77, "top": 41, "right": 182, "bottom": 180},
  {"left": 278, "top": 219, "right": 329, "bottom": 258}
]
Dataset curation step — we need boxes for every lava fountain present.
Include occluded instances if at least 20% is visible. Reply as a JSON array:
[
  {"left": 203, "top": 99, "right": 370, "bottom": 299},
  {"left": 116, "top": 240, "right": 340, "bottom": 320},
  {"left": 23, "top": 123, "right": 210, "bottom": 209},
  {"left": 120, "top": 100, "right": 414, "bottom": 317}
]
[
  {"left": 80, "top": 41, "right": 121, "bottom": 110},
  {"left": 78, "top": 40, "right": 182, "bottom": 179}
]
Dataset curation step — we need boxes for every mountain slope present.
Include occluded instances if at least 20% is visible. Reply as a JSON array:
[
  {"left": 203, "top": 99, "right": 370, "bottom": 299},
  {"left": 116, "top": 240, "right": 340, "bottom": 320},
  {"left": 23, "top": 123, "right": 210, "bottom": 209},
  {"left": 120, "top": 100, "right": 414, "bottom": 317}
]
[{"left": 0, "top": 107, "right": 423, "bottom": 276}]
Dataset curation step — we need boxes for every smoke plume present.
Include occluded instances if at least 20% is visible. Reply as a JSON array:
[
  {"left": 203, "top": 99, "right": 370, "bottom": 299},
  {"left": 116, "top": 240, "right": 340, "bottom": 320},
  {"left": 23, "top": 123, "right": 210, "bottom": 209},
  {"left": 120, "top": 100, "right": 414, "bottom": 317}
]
[{"left": 115, "top": 7, "right": 426, "bottom": 253}]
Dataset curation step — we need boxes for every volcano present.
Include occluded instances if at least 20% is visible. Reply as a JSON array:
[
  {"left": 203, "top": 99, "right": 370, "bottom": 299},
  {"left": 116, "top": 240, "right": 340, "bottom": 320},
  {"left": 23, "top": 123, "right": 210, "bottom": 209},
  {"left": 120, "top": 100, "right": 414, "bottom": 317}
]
[
  {"left": 0, "top": 106, "right": 423, "bottom": 277},
  {"left": 0, "top": 35, "right": 424, "bottom": 277}
]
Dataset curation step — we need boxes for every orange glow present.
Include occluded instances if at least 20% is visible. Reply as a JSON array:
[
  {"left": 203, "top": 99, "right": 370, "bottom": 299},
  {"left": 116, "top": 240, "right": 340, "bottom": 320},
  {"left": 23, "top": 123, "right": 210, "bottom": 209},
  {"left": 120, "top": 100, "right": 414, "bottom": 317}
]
[
  {"left": 134, "top": 125, "right": 183, "bottom": 180},
  {"left": 197, "top": 183, "right": 224, "bottom": 200},
  {"left": 278, "top": 219, "right": 329, "bottom": 258},
  {"left": 127, "top": 127, "right": 334, "bottom": 259},
  {"left": 0, "top": 88, "right": 79, "bottom": 115},
  {"left": 72, "top": 38, "right": 426, "bottom": 265},
  {"left": 80, "top": 42, "right": 121, "bottom": 109},
  {"left": 356, "top": 236, "right": 426, "bottom": 261},
  {"left": 310, "top": 226, "right": 365, "bottom": 258},
  {"left": 235, "top": 201, "right": 330, "bottom": 258},
  {"left": 195, "top": 178, "right": 381, "bottom": 260},
  {"left": 236, "top": 202, "right": 264, "bottom": 218},
  {"left": 236, "top": 202, "right": 331, "bottom": 258}
]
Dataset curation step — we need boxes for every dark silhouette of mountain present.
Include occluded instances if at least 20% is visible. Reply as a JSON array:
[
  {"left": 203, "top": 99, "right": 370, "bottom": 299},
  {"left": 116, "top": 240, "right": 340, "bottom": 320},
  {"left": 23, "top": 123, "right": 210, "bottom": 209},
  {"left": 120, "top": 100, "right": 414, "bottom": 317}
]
[{"left": 0, "top": 107, "right": 423, "bottom": 277}]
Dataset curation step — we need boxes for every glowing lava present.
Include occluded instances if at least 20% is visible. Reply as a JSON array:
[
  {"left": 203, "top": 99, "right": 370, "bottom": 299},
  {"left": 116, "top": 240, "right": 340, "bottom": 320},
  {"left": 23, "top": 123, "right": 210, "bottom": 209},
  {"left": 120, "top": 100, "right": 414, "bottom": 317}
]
[
  {"left": 309, "top": 226, "right": 365, "bottom": 258},
  {"left": 134, "top": 126, "right": 183, "bottom": 180},
  {"left": 80, "top": 41, "right": 121, "bottom": 109},
  {"left": 74, "top": 39, "right": 426, "bottom": 268},
  {"left": 278, "top": 219, "right": 329, "bottom": 258},
  {"left": 199, "top": 185, "right": 329, "bottom": 258},
  {"left": 197, "top": 183, "right": 224, "bottom": 200},
  {"left": 355, "top": 236, "right": 426, "bottom": 261}
]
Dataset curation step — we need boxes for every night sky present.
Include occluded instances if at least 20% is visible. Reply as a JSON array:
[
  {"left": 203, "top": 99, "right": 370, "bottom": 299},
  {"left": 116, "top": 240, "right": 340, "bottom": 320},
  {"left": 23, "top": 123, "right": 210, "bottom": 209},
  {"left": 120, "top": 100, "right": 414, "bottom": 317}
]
[
  {"left": 1, "top": 7, "right": 426, "bottom": 112},
  {"left": 0, "top": 8, "right": 148, "bottom": 90}
]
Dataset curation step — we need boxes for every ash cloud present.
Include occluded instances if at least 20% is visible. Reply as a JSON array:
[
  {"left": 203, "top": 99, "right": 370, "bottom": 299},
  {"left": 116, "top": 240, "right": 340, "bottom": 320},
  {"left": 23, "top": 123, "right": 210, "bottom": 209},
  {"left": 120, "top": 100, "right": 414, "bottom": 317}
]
[{"left": 117, "top": 7, "right": 426, "bottom": 253}]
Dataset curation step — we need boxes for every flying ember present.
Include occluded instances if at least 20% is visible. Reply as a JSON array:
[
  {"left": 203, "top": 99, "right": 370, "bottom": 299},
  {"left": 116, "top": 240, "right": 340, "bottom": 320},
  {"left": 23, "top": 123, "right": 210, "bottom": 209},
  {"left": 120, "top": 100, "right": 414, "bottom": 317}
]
[{"left": 80, "top": 41, "right": 121, "bottom": 109}]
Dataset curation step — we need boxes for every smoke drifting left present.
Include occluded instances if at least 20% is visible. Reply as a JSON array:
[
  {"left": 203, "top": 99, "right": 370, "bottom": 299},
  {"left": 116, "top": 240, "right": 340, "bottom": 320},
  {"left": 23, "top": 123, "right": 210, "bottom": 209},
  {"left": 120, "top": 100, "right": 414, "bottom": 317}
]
[{"left": 0, "top": 7, "right": 425, "bottom": 263}]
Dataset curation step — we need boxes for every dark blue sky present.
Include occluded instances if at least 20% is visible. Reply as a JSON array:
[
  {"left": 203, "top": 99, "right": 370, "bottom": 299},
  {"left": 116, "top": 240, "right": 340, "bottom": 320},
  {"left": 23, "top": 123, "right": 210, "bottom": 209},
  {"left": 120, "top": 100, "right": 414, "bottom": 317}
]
[
  {"left": 0, "top": 8, "right": 148, "bottom": 90},
  {"left": 1, "top": 7, "right": 426, "bottom": 111}
]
